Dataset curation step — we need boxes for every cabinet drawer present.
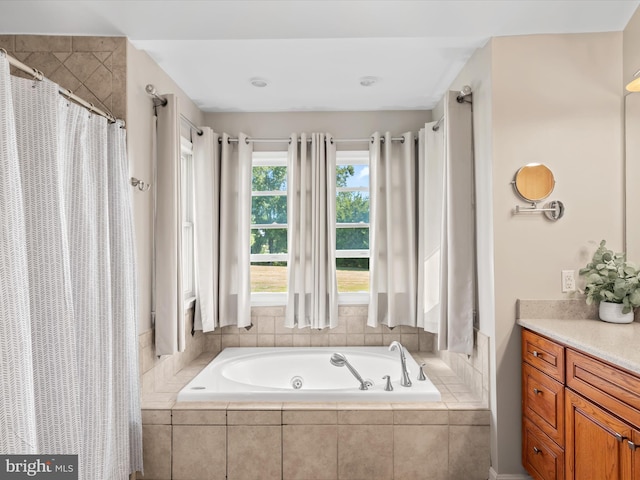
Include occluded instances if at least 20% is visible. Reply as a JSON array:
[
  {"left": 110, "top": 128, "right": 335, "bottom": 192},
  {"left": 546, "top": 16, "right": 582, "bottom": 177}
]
[
  {"left": 566, "top": 349, "right": 640, "bottom": 428},
  {"left": 523, "top": 417, "right": 564, "bottom": 480},
  {"left": 522, "top": 330, "right": 565, "bottom": 383},
  {"left": 522, "top": 362, "right": 564, "bottom": 446}
]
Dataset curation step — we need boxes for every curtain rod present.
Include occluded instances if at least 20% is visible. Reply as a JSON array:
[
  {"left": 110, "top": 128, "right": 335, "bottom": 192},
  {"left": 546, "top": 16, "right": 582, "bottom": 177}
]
[
  {"left": 145, "top": 84, "right": 204, "bottom": 136},
  {"left": 432, "top": 115, "right": 444, "bottom": 131},
  {"left": 221, "top": 136, "right": 414, "bottom": 145},
  {"left": 1, "top": 49, "right": 119, "bottom": 125}
]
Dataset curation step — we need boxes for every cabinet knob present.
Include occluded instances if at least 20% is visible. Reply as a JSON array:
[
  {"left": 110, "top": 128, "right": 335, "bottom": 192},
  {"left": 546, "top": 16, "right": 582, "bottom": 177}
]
[
  {"left": 533, "top": 388, "right": 542, "bottom": 395},
  {"left": 532, "top": 351, "right": 541, "bottom": 358},
  {"left": 533, "top": 446, "right": 541, "bottom": 454}
]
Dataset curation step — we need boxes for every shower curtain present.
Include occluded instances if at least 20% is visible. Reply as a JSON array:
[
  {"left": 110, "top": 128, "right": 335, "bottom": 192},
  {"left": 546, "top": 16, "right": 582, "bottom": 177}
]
[{"left": 0, "top": 55, "right": 143, "bottom": 478}]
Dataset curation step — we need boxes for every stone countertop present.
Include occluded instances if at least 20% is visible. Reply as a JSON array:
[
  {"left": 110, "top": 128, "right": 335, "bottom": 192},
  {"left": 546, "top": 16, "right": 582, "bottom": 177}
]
[{"left": 517, "top": 317, "right": 640, "bottom": 376}]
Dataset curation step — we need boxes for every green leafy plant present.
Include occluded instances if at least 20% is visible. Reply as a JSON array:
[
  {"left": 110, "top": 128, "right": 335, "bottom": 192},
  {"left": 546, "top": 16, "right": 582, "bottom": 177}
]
[{"left": 579, "top": 240, "right": 640, "bottom": 314}]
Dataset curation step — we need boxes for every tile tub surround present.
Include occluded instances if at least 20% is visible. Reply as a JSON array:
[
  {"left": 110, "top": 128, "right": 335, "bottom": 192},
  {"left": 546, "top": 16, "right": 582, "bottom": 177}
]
[
  {"left": 137, "top": 353, "right": 489, "bottom": 480},
  {"left": 437, "top": 330, "right": 490, "bottom": 406},
  {"left": 0, "top": 35, "right": 127, "bottom": 120}
]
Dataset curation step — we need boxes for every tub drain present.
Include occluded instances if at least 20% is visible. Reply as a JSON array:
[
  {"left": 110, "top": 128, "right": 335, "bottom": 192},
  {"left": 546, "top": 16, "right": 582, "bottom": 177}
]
[{"left": 291, "top": 376, "right": 304, "bottom": 389}]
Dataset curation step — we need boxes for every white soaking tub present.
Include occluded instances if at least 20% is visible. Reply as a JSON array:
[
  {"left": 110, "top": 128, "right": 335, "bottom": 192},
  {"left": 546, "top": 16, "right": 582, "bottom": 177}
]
[{"left": 177, "top": 346, "right": 441, "bottom": 402}]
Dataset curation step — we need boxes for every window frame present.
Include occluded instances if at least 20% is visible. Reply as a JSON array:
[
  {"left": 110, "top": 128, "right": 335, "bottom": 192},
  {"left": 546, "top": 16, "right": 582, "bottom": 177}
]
[{"left": 180, "top": 136, "right": 196, "bottom": 309}]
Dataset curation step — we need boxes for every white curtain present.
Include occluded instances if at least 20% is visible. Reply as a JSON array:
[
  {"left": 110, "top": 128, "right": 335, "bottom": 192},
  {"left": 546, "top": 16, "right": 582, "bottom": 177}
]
[
  {"left": 286, "top": 133, "right": 339, "bottom": 329},
  {"left": 0, "top": 54, "right": 143, "bottom": 477},
  {"left": 421, "top": 92, "right": 475, "bottom": 354},
  {"left": 193, "top": 127, "right": 220, "bottom": 332},
  {"left": 154, "top": 94, "right": 184, "bottom": 354},
  {"left": 219, "top": 133, "right": 253, "bottom": 328},
  {"left": 368, "top": 132, "right": 418, "bottom": 328}
]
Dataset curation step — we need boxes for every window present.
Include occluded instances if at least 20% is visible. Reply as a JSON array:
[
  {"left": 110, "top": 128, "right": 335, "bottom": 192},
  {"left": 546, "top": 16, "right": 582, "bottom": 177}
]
[
  {"left": 181, "top": 137, "right": 196, "bottom": 303},
  {"left": 336, "top": 150, "right": 370, "bottom": 300},
  {"left": 251, "top": 152, "right": 288, "bottom": 296}
]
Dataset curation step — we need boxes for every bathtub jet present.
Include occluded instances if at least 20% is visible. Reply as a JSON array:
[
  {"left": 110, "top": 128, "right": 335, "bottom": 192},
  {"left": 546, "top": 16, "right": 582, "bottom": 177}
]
[{"left": 330, "top": 352, "right": 373, "bottom": 390}]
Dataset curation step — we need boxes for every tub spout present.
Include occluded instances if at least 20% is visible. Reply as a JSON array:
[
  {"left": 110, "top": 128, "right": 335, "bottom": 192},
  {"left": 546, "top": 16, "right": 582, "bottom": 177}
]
[
  {"left": 330, "top": 353, "right": 372, "bottom": 390},
  {"left": 389, "top": 341, "right": 412, "bottom": 387}
]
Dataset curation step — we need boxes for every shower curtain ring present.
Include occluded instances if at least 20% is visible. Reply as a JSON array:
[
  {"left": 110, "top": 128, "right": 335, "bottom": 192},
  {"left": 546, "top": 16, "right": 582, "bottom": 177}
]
[{"left": 245, "top": 137, "right": 250, "bottom": 145}]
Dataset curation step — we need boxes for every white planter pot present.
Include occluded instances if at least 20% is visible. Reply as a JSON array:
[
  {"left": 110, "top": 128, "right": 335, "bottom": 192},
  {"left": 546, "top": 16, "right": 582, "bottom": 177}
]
[{"left": 599, "top": 302, "right": 634, "bottom": 324}]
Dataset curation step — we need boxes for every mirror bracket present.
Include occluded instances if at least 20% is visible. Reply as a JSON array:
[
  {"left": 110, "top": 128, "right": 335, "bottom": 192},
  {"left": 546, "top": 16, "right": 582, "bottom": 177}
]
[{"left": 513, "top": 200, "right": 565, "bottom": 221}]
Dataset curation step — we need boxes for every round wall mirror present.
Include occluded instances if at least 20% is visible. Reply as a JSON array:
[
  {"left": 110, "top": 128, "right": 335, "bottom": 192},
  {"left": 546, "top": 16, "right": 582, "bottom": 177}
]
[{"left": 513, "top": 163, "right": 555, "bottom": 203}]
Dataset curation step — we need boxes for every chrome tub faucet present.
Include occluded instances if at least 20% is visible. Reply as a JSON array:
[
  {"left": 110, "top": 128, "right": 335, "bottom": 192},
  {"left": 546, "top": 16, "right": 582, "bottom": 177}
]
[{"left": 389, "top": 341, "right": 412, "bottom": 387}]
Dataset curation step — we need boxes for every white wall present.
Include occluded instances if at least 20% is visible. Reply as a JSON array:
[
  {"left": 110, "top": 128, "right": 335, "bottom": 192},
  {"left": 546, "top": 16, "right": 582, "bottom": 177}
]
[{"left": 126, "top": 41, "right": 204, "bottom": 333}]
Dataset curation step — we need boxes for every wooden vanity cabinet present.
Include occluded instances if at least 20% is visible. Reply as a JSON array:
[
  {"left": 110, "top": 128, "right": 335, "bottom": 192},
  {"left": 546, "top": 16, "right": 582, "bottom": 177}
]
[
  {"left": 522, "top": 330, "right": 565, "bottom": 480},
  {"left": 522, "top": 328, "right": 640, "bottom": 480}
]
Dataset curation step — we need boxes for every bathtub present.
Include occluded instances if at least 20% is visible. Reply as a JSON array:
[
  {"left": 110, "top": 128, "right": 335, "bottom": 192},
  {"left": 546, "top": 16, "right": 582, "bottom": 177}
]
[{"left": 177, "top": 346, "right": 441, "bottom": 402}]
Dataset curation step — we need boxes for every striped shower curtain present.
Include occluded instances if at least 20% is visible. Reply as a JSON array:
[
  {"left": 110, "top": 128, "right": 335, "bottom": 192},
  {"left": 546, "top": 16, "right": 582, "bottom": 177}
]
[{"left": 0, "top": 54, "right": 143, "bottom": 478}]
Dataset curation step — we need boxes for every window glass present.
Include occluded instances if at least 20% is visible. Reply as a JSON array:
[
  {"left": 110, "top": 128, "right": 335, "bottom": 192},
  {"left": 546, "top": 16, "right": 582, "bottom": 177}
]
[
  {"left": 251, "top": 152, "right": 288, "bottom": 294},
  {"left": 336, "top": 151, "right": 370, "bottom": 294}
]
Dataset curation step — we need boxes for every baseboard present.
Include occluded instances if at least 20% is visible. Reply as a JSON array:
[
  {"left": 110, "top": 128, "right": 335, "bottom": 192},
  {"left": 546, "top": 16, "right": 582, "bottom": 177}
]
[{"left": 488, "top": 467, "right": 533, "bottom": 480}]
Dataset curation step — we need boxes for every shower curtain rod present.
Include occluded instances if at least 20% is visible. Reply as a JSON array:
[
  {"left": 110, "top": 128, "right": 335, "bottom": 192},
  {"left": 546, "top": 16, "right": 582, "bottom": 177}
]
[{"left": 1, "top": 49, "right": 119, "bottom": 124}]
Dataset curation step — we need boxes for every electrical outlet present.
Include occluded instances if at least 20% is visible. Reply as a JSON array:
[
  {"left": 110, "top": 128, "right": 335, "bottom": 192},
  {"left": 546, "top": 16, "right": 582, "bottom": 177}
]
[{"left": 562, "top": 270, "right": 576, "bottom": 293}]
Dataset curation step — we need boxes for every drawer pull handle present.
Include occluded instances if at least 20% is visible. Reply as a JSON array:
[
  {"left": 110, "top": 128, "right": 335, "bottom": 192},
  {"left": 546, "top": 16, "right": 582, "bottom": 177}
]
[
  {"left": 614, "top": 432, "right": 626, "bottom": 443},
  {"left": 628, "top": 440, "right": 639, "bottom": 451},
  {"left": 533, "top": 388, "right": 542, "bottom": 395},
  {"left": 533, "top": 446, "right": 541, "bottom": 454},
  {"left": 532, "top": 351, "right": 542, "bottom": 358}
]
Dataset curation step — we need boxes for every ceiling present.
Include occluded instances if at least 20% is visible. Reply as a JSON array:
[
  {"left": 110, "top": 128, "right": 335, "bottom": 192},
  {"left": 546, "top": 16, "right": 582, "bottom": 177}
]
[{"left": 1, "top": 1, "right": 639, "bottom": 112}]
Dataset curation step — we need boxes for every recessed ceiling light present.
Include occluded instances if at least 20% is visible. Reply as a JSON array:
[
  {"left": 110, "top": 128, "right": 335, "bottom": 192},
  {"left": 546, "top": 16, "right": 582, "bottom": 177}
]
[
  {"left": 250, "top": 77, "right": 268, "bottom": 88},
  {"left": 359, "top": 76, "right": 379, "bottom": 87}
]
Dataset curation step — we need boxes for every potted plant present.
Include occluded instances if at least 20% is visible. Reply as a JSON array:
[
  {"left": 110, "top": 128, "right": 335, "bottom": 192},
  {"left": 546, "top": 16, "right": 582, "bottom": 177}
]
[{"left": 579, "top": 240, "right": 640, "bottom": 323}]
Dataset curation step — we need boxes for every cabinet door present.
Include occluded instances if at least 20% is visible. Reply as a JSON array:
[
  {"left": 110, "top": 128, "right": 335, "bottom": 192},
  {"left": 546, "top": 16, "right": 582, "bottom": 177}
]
[
  {"left": 566, "top": 389, "right": 633, "bottom": 480},
  {"left": 629, "top": 430, "right": 640, "bottom": 480}
]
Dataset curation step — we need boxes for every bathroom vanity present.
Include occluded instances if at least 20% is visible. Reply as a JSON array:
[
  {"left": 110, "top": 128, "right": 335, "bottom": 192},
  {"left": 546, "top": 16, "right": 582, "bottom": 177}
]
[{"left": 518, "top": 317, "right": 640, "bottom": 480}]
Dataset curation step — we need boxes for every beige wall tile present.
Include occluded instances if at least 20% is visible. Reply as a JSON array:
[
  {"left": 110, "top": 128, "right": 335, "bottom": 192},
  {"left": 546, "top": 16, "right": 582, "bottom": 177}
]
[
  {"left": 310, "top": 334, "right": 329, "bottom": 347},
  {"left": 346, "top": 316, "right": 365, "bottom": 333},
  {"left": 338, "top": 410, "right": 393, "bottom": 425},
  {"left": 141, "top": 409, "right": 171, "bottom": 425},
  {"left": 0, "top": 35, "right": 15, "bottom": 51},
  {"left": 283, "top": 410, "right": 338, "bottom": 425},
  {"left": 346, "top": 334, "right": 365, "bottom": 345},
  {"left": 292, "top": 334, "right": 311, "bottom": 347},
  {"left": 448, "top": 409, "right": 490, "bottom": 426},
  {"left": 329, "top": 334, "right": 347, "bottom": 346},
  {"left": 257, "top": 316, "right": 275, "bottom": 333},
  {"left": 238, "top": 335, "right": 257, "bottom": 347},
  {"left": 72, "top": 36, "right": 123, "bottom": 52},
  {"left": 365, "top": 334, "right": 384, "bottom": 346},
  {"left": 283, "top": 425, "right": 338, "bottom": 480},
  {"left": 400, "top": 334, "right": 419, "bottom": 352},
  {"left": 138, "top": 425, "right": 171, "bottom": 480},
  {"left": 172, "top": 410, "right": 226, "bottom": 425},
  {"left": 221, "top": 335, "right": 240, "bottom": 348},
  {"left": 228, "top": 426, "right": 281, "bottom": 480},
  {"left": 275, "top": 334, "right": 293, "bottom": 347},
  {"left": 448, "top": 425, "right": 490, "bottom": 480},
  {"left": 393, "top": 425, "right": 449, "bottom": 480},
  {"left": 172, "top": 425, "right": 226, "bottom": 480},
  {"left": 227, "top": 410, "right": 281, "bottom": 425},
  {"left": 338, "top": 425, "right": 393, "bottom": 479},
  {"left": 393, "top": 410, "right": 449, "bottom": 425},
  {"left": 257, "top": 334, "right": 276, "bottom": 347},
  {"left": 16, "top": 35, "right": 71, "bottom": 52}
]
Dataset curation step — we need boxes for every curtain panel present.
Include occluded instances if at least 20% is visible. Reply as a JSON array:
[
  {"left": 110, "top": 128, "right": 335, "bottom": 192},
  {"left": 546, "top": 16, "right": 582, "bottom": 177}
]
[
  {"left": 420, "top": 92, "right": 475, "bottom": 354},
  {"left": 154, "top": 94, "right": 185, "bottom": 355},
  {"left": 286, "top": 133, "right": 339, "bottom": 329},
  {"left": 219, "top": 133, "right": 253, "bottom": 328},
  {"left": 368, "top": 131, "right": 419, "bottom": 328},
  {"left": 193, "top": 127, "right": 220, "bottom": 332}
]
